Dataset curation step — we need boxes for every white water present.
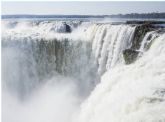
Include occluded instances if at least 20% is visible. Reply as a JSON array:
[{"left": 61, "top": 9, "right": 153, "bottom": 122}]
[
  {"left": 139, "top": 31, "right": 160, "bottom": 52},
  {"left": 91, "top": 24, "right": 135, "bottom": 75},
  {"left": 2, "top": 20, "right": 165, "bottom": 122},
  {"left": 78, "top": 34, "right": 165, "bottom": 122}
]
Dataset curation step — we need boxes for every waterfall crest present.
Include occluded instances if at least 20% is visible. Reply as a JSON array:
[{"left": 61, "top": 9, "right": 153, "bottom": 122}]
[{"left": 2, "top": 20, "right": 165, "bottom": 122}]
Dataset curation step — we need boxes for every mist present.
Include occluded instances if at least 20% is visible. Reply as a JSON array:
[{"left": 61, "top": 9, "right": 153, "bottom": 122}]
[{"left": 2, "top": 75, "right": 82, "bottom": 122}]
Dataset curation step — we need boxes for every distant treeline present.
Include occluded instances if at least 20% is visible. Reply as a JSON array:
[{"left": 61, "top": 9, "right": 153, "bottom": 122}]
[
  {"left": 109, "top": 12, "right": 165, "bottom": 18},
  {"left": 2, "top": 12, "right": 165, "bottom": 19}
]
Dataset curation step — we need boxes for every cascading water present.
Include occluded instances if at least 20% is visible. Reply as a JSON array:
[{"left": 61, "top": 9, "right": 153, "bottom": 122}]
[
  {"left": 78, "top": 33, "right": 165, "bottom": 122},
  {"left": 1, "top": 19, "right": 165, "bottom": 122},
  {"left": 91, "top": 24, "right": 135, "bottom": 75}
]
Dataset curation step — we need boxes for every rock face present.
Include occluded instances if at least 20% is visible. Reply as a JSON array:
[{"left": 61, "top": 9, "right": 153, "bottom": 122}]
[
  {"left": 64, "top": 23, "right": 71, "bottom": 33},
  {"left": 49, "top": 22, "right": 72, "bottom": 33},
  {"left": 123, "top": 49, "right": 139, "bottom": 64},
  {"left": 131, "top": 23, "right": 154, "bottom": 50},
  {"left": 123, "top": 23, "right": 155, "bottom": 64}
]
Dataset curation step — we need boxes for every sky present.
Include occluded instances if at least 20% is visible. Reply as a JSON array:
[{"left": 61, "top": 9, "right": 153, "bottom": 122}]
[{"left": 2, "top": 1, "right": 165, "bottom": 15}]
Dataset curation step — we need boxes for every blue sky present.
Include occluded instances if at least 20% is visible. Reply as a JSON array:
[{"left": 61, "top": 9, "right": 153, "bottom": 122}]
[{"left": 2, "top": 1, "right": 165, "bottom": 15}]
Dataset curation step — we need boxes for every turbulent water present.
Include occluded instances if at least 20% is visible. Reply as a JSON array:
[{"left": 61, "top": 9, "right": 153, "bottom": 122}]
[{"left": 1, "top": 19, "right": 165, "bottom": 122}]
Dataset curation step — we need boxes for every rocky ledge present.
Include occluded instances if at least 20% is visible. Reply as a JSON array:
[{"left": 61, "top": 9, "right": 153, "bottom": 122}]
[{"left": 123, "top": 21, "right": 165, "bottom": 64}]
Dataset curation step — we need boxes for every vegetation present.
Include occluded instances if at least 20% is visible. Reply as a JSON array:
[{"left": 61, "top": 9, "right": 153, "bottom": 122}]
[{"left": 109, "top": 12, "right": 165, "bottom": 18}]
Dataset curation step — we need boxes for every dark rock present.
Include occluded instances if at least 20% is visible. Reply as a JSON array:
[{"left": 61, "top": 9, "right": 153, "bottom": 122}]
[
  {"left": 153, "top": 88, "right": 165, "bottom": 97},
  {"left": 64, "top": 23, "right": 71, "bottom": 33},
  {"left": 146, "top": 98, "right": 164, "bottom": 103},
  {"left": 131, "top": 23, "right": 155, "bottom": 50},
  {"left": 126, "top": 20, "right": 165, "bottom": 25},
  {"left": 123, "top": 23, "right": 164, "bottom": 65},
  {"left": 123, "top": 49, "right": 139, "bottom": 64}
]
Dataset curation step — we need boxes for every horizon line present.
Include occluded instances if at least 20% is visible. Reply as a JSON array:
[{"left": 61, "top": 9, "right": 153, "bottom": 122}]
[{"left": 2, "top": 12, "right": 165, "bottom": 16}]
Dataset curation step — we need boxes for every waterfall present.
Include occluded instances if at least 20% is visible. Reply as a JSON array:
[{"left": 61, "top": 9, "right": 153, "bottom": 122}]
[
  {"left": 91, "top": 24, "right": 135, "bottom": 75},
  {"left": 2, "top": 21, "right": 136, "bottom": 98},
  {"left": 2, "top": 19, "right": 165, "bottom": 122},
  {"left": 78, "top": 34, "right": 165, "bottom": 122},
  {"left": 139, "top": 31, "right": 161, "bottom": 52}
]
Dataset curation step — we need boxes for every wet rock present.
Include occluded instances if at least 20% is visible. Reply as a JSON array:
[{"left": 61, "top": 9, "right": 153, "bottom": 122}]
[
  {"left": 49, "top": 23, "right": 72, "bottom": 33},
  {"left": 145, "top": 97, "right": 164, "bottom": 103},
  {"left": 64, "top": 23, "right": 71, "bottom": 33},
  {"left": 153, "top": 88, "right": 165, "bottom": 97},
  {"left": 123, "top": 49, "right": 139, "bottom": 64},
  {"left": 123, "top": 23, "right": 157, "bottom": 65},
  {"left": 131, "top": 23, "right": 155, "bottom": 50}
]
